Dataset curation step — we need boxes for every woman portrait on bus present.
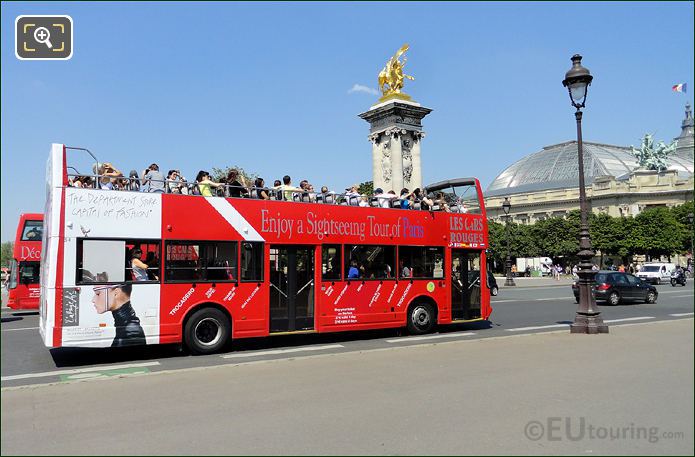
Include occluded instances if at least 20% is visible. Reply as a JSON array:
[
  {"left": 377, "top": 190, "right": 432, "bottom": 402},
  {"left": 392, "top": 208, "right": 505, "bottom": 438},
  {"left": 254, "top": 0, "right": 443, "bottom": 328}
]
[
  {"left": 195, "top": 170, "right": 222, "bottom": 197},
  {"left": 91, "top": 274, "right": 146, "bottom": 347}
]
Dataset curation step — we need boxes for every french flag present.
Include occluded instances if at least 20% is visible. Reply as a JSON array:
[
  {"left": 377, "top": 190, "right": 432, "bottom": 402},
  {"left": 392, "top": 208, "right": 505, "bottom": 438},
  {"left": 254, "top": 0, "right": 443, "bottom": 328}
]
[{"left": 672, "top": 83, "right": 687, "bottom": 93}]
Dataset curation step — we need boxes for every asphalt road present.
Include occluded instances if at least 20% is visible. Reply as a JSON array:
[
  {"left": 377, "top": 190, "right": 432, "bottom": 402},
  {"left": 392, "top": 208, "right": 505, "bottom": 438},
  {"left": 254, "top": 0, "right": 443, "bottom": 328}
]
[{"left": 2, "top": 281, "right": 693, "bottom": 389}]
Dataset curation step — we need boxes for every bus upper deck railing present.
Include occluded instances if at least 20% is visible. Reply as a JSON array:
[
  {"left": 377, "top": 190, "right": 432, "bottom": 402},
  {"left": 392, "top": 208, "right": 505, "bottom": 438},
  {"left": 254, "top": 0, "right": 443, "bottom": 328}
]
[
  {"left": 61, "top": 145, "right": 481, "bottom": 213},
  {"left": 64, "top": 170, "right": 480, "bottom": 213}
]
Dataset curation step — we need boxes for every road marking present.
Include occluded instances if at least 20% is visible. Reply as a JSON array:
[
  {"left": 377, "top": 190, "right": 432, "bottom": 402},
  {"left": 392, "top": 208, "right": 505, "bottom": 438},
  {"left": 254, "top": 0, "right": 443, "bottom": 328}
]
[
  {"left": 221, "top": 344, "right": 344, "bottom": 359},
  {"left": 669, "top": 312, "right": 694, "bottom": 317},
  {"left": 1, "top": 362, "right": 161, "bottom": 382},
  {"left": 60, "top": 366, "right": 151, "bottom": 382},
  {"left": 667, "top": 294, "right": 695, "bottom": 298},
  {"left": 505, "top": 324, "right": 568, "bottom": 332},
  {"left": 386, "top": 333, "right": 476, "bottom": 343},
  {"left": 534, "top": 298, "right": 562, "bottom": 301},
  {"left": 603, "top": 316, "right": 654, "bottom": 323},
  {"left": 1, "top": 326, "right": 39, "bottom": 332}
]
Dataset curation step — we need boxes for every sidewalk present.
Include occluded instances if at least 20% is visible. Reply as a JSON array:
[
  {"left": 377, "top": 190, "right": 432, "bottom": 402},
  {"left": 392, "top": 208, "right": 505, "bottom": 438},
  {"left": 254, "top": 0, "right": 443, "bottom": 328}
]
[
  {"left": 2, "top": 319, "right": 692, "bottom": 455},
  {"left": 494, "top": 275, "right": 575, "bottom": 288}
]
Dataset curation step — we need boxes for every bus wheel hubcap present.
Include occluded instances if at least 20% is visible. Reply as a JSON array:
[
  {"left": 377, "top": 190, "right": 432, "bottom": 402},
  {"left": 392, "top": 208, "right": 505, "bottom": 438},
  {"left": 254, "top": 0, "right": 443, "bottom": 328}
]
[
  {"left": 413, "top": 307, "right": 430, "bottom": 327},
  {"left": 195, "top": 318, "right": 222, "bottom": 346}
]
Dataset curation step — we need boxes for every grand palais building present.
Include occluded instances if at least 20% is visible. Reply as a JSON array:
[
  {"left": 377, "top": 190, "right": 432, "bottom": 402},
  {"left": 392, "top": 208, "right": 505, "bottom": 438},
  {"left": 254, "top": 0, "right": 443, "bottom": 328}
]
[{"left": 485, "top": 104, "right": 694, "bottom": 223}]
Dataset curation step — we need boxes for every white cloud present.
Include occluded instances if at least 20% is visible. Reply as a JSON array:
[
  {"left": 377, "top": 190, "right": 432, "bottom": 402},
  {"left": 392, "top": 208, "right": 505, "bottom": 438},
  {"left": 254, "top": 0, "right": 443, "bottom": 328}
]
[{"left": 348, "top": 84, "right": 379, "bottom": 96}]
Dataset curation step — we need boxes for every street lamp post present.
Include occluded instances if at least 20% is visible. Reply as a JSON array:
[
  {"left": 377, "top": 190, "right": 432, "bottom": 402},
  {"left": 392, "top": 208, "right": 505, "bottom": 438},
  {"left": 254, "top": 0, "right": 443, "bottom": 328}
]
[
  {"left": 562, "top": 54, "right": 608, "bottom": 334},
  {"left": 502, "top": 197, "right": 516, "bottom": 287},
  {"left": 688, "top": 212, "right": 694, "bottom": 270}
]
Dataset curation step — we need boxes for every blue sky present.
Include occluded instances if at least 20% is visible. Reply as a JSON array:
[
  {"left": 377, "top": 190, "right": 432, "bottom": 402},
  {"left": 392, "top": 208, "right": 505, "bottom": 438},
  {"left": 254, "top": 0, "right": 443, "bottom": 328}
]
[{"left": 1, "top": 1, "right": 693, "bottom": 241}]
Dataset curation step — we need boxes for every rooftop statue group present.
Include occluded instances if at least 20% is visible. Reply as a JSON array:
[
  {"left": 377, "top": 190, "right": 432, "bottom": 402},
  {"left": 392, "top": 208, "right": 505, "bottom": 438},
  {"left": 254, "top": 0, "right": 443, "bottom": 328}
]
[{"left": 630, "top": 133, "right": 678, "bottom": 172}]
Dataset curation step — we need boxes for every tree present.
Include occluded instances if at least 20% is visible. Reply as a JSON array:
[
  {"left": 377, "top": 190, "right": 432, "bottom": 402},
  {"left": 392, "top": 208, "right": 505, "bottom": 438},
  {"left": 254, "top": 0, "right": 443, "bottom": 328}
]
[
  {"left": 669, "top": 201, "right": 694, "bottom": 255},
  {"left": 210, "top": 165, "right": 257, "bottom": 184},
  {"left": 357, "top": 181, "right": 373, "bottom": 196},
  {"left": 632, "top": 207, "right": 683, "bottom": 259},
  {"left": 486, "top": 221, "right": 506, "bottom": 271},
  {"left": 1, "top": 241, "right": 13, "bottom": 268},
  {"left": 530, "top": 217, "right": 578, "bottom": 259},
  {"left": 510, "top": 222, "right": 540, "bottom": 258}
]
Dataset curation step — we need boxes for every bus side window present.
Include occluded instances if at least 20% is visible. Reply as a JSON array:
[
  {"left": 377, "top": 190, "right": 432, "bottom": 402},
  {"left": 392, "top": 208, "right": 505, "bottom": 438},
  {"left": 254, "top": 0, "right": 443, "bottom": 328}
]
[
  {"left": 344, "top": 245, "right": 395, "bottom": 280},
  {"left": 241, "top": 242, "right": 264, "bottom": 281},
  {"left": 322, "top": 245, "right": 341, "bottom": 281},
  {"left": 398, "top": 246, "right": 445, "bottom": 279},
  {"left": 165, "top": 242, "right": 202, "bottom": 282},
  {"left": 204, "top": 242, "right": 237, "bottom": 281},
  {"left": 77, "top": 239, "right": 126, "bottom": 284}
]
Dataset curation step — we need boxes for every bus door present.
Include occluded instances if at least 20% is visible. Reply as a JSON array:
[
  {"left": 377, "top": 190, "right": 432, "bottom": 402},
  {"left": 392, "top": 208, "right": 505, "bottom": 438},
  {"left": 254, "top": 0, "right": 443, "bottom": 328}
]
[
  {"left": 451, "top": 250, "right": 481, "bottom": 320},
  {"left": 269, "top": 246, "right": 315, "bottom": 332}
]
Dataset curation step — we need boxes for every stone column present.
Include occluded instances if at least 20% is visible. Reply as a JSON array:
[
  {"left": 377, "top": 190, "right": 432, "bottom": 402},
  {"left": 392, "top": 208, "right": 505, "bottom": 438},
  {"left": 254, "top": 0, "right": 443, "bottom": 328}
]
[{"left": 359, "top": 100, "right": 432, "bottom": 194}]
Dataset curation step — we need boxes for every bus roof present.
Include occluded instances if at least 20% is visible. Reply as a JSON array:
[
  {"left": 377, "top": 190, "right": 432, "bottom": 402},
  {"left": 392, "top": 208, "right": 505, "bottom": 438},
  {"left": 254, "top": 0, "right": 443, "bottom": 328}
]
[
  {"left": 19, "top": 213, "right": 43, "bottom": 220},
  {"left": 425, "top": 178, "right": 479, "bottom": 192}
]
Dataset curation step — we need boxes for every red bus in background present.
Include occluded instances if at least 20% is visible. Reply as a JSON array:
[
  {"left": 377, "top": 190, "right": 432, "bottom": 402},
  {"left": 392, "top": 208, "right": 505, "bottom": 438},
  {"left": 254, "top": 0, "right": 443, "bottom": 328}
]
[
  {"left": 7, "top": 213, "right": 43, "bottom": 309},
  {"left": 40, "top": 144, "right": 491, "bottom": 353}
]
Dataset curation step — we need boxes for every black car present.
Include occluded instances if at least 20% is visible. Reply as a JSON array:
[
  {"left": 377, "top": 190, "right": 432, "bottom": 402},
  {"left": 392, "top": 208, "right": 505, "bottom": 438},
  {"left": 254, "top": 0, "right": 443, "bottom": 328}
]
[
  {"left": 466, "top": 270, "right": 499, "bottom": 296},
  {"left": 572, "top": 271, "right": 658, "bottom": 305},
  {"left": 487, "top": 271, "right": 499, "bottom": 296}
]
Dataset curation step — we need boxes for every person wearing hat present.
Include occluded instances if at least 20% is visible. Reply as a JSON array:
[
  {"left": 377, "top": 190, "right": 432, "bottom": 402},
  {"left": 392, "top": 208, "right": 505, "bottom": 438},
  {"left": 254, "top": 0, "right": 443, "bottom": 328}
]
[{"left": 345, "top": 184, "right": 361, "bottom": 206}]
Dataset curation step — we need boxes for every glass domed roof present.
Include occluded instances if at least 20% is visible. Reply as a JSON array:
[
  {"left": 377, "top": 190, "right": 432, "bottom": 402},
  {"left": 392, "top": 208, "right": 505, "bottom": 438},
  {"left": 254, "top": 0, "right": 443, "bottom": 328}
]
[
  {"left": 486, "top": 140, "right": 694, "bottom": 197},
  {"left": 486, "top": 141, "right": 640, "bottom": 197}
]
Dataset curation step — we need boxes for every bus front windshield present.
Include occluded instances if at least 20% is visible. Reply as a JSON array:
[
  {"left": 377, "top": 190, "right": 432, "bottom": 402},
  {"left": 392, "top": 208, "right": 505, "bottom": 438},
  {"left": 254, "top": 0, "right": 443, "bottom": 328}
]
[{"left": 18, "top": 261, "right": 40, "bottom": 285}]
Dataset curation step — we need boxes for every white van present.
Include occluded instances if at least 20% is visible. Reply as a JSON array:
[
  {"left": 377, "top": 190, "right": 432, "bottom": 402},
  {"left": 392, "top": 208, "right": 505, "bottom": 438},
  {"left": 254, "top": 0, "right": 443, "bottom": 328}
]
[{"left": 637, "top": 263, "right": 676, "bottom": 284}]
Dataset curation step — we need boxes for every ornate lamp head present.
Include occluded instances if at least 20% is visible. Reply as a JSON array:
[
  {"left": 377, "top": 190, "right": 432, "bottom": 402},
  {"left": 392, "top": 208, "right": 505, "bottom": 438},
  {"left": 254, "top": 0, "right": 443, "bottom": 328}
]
[
  {"left": 562, "top": 54, "right": 593, "bottom": 109},
  {"left": 502, "top": 197, "right": 511, "bottom": 215}
]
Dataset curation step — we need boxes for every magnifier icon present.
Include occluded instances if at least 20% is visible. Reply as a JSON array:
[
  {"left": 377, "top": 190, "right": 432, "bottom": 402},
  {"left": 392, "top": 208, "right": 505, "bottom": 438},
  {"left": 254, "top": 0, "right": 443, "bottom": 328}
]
[{"left": 33, "top": 27, "right": 53, "bottom": 49}]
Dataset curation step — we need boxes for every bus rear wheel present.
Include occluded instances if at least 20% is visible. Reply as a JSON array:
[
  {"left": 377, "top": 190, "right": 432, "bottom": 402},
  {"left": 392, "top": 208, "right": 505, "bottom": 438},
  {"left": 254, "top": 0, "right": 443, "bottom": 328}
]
[
  {"left": 184, "top": 308, "right": 231, "bottom": 355},
  {"left": 407, "top": 302, "right": 436, "bottom": 335}
]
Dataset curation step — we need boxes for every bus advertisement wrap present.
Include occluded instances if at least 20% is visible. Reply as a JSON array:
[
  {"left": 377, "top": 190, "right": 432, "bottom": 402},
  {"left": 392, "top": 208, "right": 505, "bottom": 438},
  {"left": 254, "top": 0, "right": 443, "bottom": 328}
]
[{"left": 40, "top": 144, "right": 491, "bottom": 353}]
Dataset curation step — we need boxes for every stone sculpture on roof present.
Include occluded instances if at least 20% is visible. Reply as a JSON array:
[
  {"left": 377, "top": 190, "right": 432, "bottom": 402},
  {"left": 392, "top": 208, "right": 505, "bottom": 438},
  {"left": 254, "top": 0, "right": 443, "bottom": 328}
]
[{"left": 630, "top": 133, "right": 678, "bottom": 172}]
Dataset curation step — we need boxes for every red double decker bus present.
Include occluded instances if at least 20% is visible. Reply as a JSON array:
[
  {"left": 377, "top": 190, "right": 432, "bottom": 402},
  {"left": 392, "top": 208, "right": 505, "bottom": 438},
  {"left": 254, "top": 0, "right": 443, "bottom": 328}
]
[
  {"left": 40, "top": 144, "right": 491, "bottom": 353},
  {"left": 7, "top": 213, "right": 43, "bottom": 309}
]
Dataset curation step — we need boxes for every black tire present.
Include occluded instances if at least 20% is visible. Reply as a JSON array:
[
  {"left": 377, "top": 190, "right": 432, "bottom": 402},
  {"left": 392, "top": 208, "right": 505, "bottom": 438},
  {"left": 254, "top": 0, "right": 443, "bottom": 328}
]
[
  {"left": 645, "top": 291, "right": 657, "bottom": 304},
  {"left": 671, "top": 279, "right": 676, "bottom": 287},
  {"left": 608, "top": 291, "right": 621, "bottom": 306},
  {"left": 184, "top": 307, "right": 231, "bottom": 355},
  {"left": 491, "top": 286, "right": 499, "bottom": 296},
  {"left": 406, "top": 302, "right": 436, "bottom": 335},
  {"left": 655, "top": 277, "right": 661, "bottom": 285}
]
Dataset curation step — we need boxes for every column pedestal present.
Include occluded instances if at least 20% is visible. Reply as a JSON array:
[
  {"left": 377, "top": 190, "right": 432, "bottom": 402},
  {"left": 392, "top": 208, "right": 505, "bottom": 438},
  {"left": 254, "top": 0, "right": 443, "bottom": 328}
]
[{"left": 360, "top": 99, "right": 432, "bottom": 193}]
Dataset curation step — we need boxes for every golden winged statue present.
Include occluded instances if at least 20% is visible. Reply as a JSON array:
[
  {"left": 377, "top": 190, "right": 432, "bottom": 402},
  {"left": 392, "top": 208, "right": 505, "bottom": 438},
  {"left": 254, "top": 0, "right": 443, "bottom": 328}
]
[{"left": 378, "top": 44, "right": 415, "bottom": 101}]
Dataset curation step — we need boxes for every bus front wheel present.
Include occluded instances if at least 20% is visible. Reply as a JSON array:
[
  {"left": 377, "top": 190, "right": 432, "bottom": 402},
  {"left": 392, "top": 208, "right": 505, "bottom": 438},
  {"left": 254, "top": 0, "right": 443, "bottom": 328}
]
[
  {"left": 184, "top": 307, "right": 231, "bottom": 355},
  {"left": 407, "top": 302, "right": 436, "bottom": 335}
]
